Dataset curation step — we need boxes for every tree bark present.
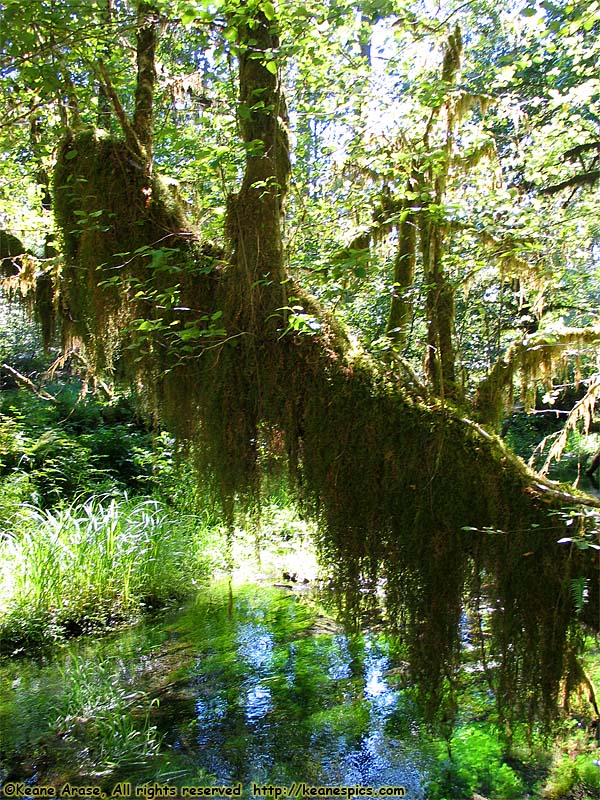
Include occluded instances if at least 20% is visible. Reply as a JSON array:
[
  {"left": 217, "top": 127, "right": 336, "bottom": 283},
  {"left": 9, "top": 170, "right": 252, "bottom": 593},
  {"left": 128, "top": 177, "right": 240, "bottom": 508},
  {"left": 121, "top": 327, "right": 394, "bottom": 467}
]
[
  {"left": 97, "top": 0, "right": 114, "bottom": 128},
  {"left": 132, "top": 1, "right": 157, "bottom": 170},
  {"left": 386, "top": 197, "right": 416, "bottom": 347},
  {"left": 225, "top": 8, "right": 290, "bottom": 327},
  {"left": 420, "top": 191, "right": 458, "bottom": 399}
]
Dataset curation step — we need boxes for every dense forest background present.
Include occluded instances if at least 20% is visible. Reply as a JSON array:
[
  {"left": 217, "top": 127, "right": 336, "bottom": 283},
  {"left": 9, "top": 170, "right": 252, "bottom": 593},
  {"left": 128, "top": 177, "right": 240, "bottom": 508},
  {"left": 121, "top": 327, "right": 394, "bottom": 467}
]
[{"left": 0, "top": 0, "right": 599, "bottom": 794}]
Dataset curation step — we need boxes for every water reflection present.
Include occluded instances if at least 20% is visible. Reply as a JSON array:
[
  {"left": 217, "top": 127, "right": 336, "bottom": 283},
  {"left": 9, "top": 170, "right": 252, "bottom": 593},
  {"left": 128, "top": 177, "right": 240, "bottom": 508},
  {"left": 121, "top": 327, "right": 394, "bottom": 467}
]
[
  {"left": 244, "top": 682, "right": 272, "bottom": 723},
  {"left": 326, "top": 635, "right": 352, "bottom": 681},
  {"left": 237, "top": 626, "right": 274, "bottom": 672},
  {"left": 0, "top": 584, "right": 428, "bottom": 796}
]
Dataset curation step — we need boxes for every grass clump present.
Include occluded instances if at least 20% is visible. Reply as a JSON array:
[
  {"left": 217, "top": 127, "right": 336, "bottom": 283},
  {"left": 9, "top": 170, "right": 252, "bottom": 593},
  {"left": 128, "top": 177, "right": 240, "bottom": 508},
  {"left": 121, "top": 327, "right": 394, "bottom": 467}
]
[
  {"left": 52, "top": 654, "right": 164, "bottom": 770},
  {"left": 0, "top": 494, "right": 222, "bottom": 651}
]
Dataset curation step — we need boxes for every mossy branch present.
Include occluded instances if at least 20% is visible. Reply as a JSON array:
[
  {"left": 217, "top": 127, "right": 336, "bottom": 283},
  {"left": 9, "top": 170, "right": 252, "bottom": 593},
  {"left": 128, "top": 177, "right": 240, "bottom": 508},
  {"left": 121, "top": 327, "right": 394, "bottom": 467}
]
[
  {"left": 475, "top": 325, "right": 600, "bottom": 428},
  {"left": 52, "top": 120, "right": 600, "bottom": 728},
  {"left": 1, "top": 363, "right": 57, "bottom": 403},
  {"left": 386, "top": 202, "right": 417, "bottom": 347},
  {"left": 532, "top": 377, "right": 600, "bottom": 476},
  {"left": 96, "top": 59, "right": 147, "bottom": 162},
  {"left": 540, "top": 169, "right": 600, "bottom": 196}
]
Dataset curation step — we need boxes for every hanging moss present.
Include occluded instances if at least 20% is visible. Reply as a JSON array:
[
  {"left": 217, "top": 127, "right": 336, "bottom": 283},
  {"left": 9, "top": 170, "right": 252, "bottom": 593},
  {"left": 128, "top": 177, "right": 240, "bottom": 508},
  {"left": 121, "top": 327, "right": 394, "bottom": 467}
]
[
  {"left": 475, "top": 326, "right": 600, "bottom": 429},
  {"left": 53, "top": 128, "right": 223, "bottom": 370},
  {"left": 0, "top": 230, "right": 25, "bottom": 277},
  {"left": 0, "top": 231, "right": 57, "bottom": 349},
  {"left": 50, "top": 126, "right": 599, "bottom": 730}
]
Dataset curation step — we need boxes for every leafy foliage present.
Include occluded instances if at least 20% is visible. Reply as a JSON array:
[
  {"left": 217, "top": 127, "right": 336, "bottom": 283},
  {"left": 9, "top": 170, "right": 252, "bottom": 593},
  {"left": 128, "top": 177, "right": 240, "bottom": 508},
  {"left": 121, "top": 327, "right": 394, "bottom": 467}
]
[
  {"left": 429, "top": 726, "right": 525, "bottom": 799},
  {"left": 0, "top": 387, "right": 161, "bottom": 510},
  {"left": 0, "top": 0, "right": 599, "bottom": 732}
]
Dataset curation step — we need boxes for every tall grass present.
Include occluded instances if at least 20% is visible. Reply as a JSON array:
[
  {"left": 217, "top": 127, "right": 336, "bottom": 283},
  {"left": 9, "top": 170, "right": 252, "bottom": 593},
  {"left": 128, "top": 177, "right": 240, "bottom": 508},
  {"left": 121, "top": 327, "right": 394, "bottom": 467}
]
[{"left": 0, "top": 495, "right": 222, "bottom": 649}]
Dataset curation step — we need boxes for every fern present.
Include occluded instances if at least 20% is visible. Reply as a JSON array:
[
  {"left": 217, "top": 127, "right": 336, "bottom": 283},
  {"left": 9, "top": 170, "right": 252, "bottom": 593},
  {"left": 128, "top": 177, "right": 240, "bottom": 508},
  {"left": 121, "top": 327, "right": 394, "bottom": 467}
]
[{"left": 569, "top": 577, "right": 587, "bottom": 615}]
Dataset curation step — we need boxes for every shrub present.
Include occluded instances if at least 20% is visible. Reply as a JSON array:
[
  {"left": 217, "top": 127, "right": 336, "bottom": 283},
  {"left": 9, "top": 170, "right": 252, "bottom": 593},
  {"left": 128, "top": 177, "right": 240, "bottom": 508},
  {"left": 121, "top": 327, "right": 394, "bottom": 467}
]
[
  {"left": 427, "top": 726, "right": 525, "bottom": 799},
  {"left": 544, "top": 754, "right": 600, "bottom": 798}
]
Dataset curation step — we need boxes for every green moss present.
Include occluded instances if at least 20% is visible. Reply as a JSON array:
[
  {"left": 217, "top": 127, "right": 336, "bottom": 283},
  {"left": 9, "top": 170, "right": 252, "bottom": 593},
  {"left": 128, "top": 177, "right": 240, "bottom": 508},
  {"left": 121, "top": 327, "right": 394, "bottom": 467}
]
[
  {"left": 0, "top": 229, "right": 25, "bottom": 276},
  {"left": 50, "top": 128, "right": 597, "bottom": 728},
  {"left": 53, "top": 128, "right": 212, "bottom": 371}
]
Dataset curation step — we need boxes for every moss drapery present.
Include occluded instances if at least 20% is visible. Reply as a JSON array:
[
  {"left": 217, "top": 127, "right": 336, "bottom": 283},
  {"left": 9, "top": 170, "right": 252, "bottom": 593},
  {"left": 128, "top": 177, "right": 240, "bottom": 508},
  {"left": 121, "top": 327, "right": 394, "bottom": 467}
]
[{"left": 50, "top": 10, "right": 598, "bottom": 726}]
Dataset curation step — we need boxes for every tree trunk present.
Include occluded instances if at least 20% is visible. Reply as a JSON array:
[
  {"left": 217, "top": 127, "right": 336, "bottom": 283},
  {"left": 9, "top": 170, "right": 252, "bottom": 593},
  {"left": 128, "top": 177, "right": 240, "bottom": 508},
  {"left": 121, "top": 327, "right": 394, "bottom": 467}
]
[
  {"left": 420, "top": 194, "right": 458, "bottom": 398},
  {"left": 386, "top": 198, "right": 416, "bottom": 347},
  {"left": 51, "top": 7, "right": 599, "bottom": 726},
  {"left": 97, "top": 0, "right": 114, "bottom": 128},
  {"left": 225, "top": 9, "right": 290, "bottom": 328},
  {"left": 132, "top": 2, "right": 157, "bottom": 166}
]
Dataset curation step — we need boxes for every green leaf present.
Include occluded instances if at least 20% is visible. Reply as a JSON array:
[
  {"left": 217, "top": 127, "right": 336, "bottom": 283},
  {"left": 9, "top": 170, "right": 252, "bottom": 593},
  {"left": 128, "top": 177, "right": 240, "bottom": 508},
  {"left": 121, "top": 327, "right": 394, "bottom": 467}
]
[
  {"left": 223, "top": 25, "right": 238, "bottom": 42},
  {"left": 182, "top": 6, "right": 197, "bottom": 25},
  {"left": 260, "top": 0, "right": 276, "bottom": 20},
  {"left": 265, "top": 60, "right": 278, "bottom": 75}
]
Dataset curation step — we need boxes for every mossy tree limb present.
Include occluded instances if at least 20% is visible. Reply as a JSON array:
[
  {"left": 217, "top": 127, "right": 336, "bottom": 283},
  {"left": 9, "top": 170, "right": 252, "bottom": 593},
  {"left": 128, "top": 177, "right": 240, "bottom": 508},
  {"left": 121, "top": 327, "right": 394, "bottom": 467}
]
[
  {"left": 475, "top": 325, "right": 600, "bottom": 429},
  {"left": 50, "top": 7, "right": 599, "bottom": 727},
  {"left": 94, "top": 1, "right": 158, "bottom": 169},
  {"left": 420, "top": 198, "right": 457, "bottom": 399}
]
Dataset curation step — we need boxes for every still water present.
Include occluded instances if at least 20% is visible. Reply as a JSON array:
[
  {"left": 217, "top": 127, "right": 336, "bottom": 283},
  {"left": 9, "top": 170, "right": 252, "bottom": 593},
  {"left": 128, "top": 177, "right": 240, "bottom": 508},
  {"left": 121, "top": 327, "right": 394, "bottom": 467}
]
[{"left": 0, "top": 584, "right": 429, "bottom": 796}]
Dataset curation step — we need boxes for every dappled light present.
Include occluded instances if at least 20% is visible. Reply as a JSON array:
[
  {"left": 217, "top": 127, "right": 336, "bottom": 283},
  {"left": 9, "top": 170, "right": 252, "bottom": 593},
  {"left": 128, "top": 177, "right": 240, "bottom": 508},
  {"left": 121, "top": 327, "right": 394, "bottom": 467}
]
[{"left": 1, "top": 0, "right": 599, "bottom": 797}]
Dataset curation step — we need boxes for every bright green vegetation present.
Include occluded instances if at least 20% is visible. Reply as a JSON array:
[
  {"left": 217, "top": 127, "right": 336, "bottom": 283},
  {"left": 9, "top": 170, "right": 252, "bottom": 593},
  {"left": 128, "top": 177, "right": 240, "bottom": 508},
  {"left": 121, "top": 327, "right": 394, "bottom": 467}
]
[
  {"left": 1, "top": 0, "right": 600, "bottom": 795},
  {"left": 45, "top": 125, "right": 599, "bottom": 728},
  {"left": 0, "top": 371, "right": 597, "bottom": 796},
  {"left": 0, "top": 494, "right": 220, "bottom": 650},
  {"left": 0, "top": 388, "right": 159, "bottom": 510},
  {"left": 1, "top": 585, "right": 598, "bottom": 799}
]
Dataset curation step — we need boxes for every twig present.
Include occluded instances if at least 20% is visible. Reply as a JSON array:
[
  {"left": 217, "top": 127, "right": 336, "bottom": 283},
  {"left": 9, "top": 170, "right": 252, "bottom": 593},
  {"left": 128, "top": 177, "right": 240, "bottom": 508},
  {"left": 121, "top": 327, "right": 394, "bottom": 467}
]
[
  {"left": 96, "top": 59, "right": 146, "bottom": 160},
  {"left": 1, "top": 363, "right": 57, "bottom": 403}
]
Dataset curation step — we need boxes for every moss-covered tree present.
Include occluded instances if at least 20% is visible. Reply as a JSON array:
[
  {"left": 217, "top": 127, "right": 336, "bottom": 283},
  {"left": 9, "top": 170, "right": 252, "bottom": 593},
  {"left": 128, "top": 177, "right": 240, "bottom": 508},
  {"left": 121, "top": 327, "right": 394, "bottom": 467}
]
[
  {"left": 43, "top": 1, "right": 600, "bottom": 728},
  {"left": 1, "top": 0, "right": 599, "bottom": 728}
]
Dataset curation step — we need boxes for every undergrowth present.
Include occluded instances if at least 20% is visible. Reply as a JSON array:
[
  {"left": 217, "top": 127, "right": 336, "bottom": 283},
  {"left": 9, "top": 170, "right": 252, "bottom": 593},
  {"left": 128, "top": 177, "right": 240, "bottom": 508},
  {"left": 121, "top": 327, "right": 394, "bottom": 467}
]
[
  {"left": 0, "top": 495, "right": 222, "bottom": 652},
  {"left": 0, "top": 387, "right": 162, "bottom": 513}
]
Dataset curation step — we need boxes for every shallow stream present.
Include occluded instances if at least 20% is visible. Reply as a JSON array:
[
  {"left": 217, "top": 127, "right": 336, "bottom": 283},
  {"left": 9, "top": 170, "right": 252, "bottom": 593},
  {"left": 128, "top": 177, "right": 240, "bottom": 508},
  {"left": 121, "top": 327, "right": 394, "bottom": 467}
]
[{"left": 0, "top": 583, "right": 431, "bottom": 797}]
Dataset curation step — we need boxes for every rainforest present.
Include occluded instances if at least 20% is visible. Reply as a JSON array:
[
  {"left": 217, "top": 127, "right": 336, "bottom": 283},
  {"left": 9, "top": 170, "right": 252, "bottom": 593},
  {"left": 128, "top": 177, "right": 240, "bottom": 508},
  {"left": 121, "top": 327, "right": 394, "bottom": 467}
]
[{"left": 0, "top": 0, "right": 599, "bottom": 797}]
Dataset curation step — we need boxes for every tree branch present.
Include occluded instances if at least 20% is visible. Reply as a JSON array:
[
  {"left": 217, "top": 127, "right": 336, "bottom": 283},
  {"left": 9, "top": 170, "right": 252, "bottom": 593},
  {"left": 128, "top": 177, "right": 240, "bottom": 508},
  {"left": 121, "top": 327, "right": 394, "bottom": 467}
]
[
  {"left": 1, "top": 364, "right": 57, "bottom": 403},
  {"left": 564, "top": 141, "right": 600, "bottom": 161},
  {"left": 475, "top": 326, "right": 600, "bottom": 428},
  {"left": 96, "top": 59, "right": 146, "bottom": 161},
  {"left": 540, "top": 169, "right": 600, "bottom": 196}
]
